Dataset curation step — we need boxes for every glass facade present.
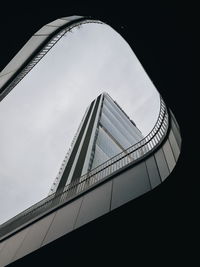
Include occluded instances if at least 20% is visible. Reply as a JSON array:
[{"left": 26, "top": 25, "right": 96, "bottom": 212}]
[
  {"left": 91, "top": 93, "right": 143, "bottom": 169},
  {"left": 50, "top": 92, "right": 144, "bottom": 194}
]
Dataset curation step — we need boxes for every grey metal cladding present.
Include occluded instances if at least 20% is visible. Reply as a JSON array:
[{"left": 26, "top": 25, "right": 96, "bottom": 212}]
[
  {"left": 34, "top": 25, "right": 59, "bottom": 36},
  {"left": 111, "top": 162, "right": 151, "bottom": 210},
  {"left": 12, "top": 213, "right": 55, "bottom": 262},
  {"left": 70, "top": 95, "right": 101, "bottom": 182},
  {"left": 0, "top": 228, "right": 29, "bottom": 267},
  {"left": 168, "top": 130, "right": 181, "bottom": 161},
  {"left": 171, "top": 118, "right": 182, "bottom": 149},
  {"left": 154, "top": 148, "right": 170, "bottom": 181},
  {"left": 0, "top": 16, "right": 84, "bottom": 99},
  {"left": 42, "top": 197, "right": 83, "bottom": 246},
  {"left": 47, "top": 19, "right": 71, "bottom": 27},
  {"left": 162, "top": 139, "right": 176, "bottom": 172},
  {"left": 0, "top": 72, "right": 15, "bottom": 89},
  {"left": 0, "top": 35, "right": 48, "bottom": 77},
  {"left": 0, "top": 240, "right": 7, "bottom": 255},
  {"left": 74, "top": 181, "right": 112, "bottom": 228},
  {"left": 145, "top": 156, "right": 162, "bottom": 189},
  {"left": 56, "top": 100, "right": 95, "bottom": 192}
]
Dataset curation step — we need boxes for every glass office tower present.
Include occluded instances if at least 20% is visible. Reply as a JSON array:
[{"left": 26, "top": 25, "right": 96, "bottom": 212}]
[{"left": 49, "top": 92, "right": 143, "bottom": 194}]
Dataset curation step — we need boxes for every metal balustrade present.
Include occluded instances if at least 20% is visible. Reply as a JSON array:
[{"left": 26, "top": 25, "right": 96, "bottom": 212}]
[
  {"left": 0, "top": 95, "right": 169, "bottom": 240},
  {"left": 0, "top": 19, "right": 103, "bottom": 101}
]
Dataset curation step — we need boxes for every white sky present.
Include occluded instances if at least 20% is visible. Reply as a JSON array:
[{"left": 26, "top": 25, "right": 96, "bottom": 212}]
[{"left": 0, "top": 23, "right": 160, "bottom": 224}]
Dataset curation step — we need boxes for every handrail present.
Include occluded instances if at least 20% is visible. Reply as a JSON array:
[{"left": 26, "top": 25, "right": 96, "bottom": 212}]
[
  {"left": 0, "top": 19, "right": 104, "bottom": 102},
  {"left": 0, "top": 95, "right": 168, "bottom": 240},
  {"left": 73, "top": 96, "right": 162, "bottom": 180}
]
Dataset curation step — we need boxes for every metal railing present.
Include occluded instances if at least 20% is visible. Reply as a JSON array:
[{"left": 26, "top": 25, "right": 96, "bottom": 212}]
[
  {"left": 0, "top": 96, "right": 169, "bottom": 239},
  {"left": 0, "top": 19, "right": 103, "bottom": 102}
]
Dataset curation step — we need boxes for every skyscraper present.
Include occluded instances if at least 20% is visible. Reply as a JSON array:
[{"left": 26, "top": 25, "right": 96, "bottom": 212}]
[{"left": 49, "top": 92, "right": 143, "bottom": 194}]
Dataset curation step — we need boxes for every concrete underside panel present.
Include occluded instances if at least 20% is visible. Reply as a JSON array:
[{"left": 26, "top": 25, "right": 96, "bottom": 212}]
[
  {"left": 75, "top": 181, "right": 112, "bottom": 229},
  {"left": 111, "top": 162, "right": 151, "bottom": 210},
  {"left": 154, "top": 148, "right": 170, "bottom": 182},
  {"left": 0, "top": 240, "right": 7, "bottom": 254},
  {"left": 163, "top": 139, "right": 176, "bottom": 172},
  {"left": 0, "top": 110, "right": 181, "bottom": 267},
  {"left": 0, "top": 228, "right": 28, "bottom": 267},
  {"left": 47, "top": 19, "right": 69, "bottom": 27},
  {"left": 0, "top": 72, "right": 15, "bottom": 88},
  {"left": 170, "top": 116, "right": 181, "bottom": 149},
  {"left": 145, "top": 156, "right": 161, "bottom": 189},
  {"left": 168, "top": 130, "right": 180, "bottom": 161},
  {"left": 12, "top": 213, "right": 55, "bottom": 262},
  {"left": 42, "top": 197, "right": 83, "bottom": 246}
]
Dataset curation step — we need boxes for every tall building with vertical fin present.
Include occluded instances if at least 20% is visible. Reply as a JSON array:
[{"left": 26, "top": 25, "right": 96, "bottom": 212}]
[{"left": 49, "top": 92, "right": 143, "bottom": 195}]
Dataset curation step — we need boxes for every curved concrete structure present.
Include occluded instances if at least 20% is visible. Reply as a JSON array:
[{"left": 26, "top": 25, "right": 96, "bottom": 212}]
[{"left": 0, "top": 16, "right": 181, "bottom": 266}]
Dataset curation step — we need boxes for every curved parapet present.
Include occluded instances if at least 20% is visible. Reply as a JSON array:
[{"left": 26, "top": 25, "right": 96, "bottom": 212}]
[
  {"left": 0, "top": 16, "right": 181, "bottom": 266},
  {"left": 0, "top": 16, "right": 85, "bottom": 101}
]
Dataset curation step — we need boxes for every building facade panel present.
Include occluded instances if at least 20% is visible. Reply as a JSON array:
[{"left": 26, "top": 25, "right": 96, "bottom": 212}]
[
  {"left": 145, "top": 156, "right": 162, "bottom": 189},
  {"left": 90, "top": 93, "right": 143, "bottom": 170},
  {"left": 168, "top": 130, "right": 180, "bottom": 161},
  {"left": 42, "top": 197, "right": 83, "bottom": 246},
  {"left": 171, "top": 118, "right": 182, "bottom": 149},
  {"left": 96, "top": 126, "right": 122, "bottom": 158},
  {"left": 0, "top": 35, "right": 48, "bottom": 77},
  {"left": 0, "top": 228, "right": 29, "bottom": 267},
  {"left": 74, "top": 181, "right": 112, "bottom": 229},
  {"left": 111, "top": 162, "right": 151, "bottom": 210},
  {"left": 0, "top": 72, "right": 15, "bottom": 89},
  {"left": 12, "top": 213, "right": 56, "bottom": 262},
  {"left": 53, "top": 92, "right": 143, "bottom": 191},
  {"left": 47, "top": 19, "right": 70, "bottom": 27},
  {"left": 103, "top": 97, "right": 142, "bottom": 141},
  {"left": 91, "top": 143, "right": 110, "bottom": 168},
  {"left": 163, "top": 139, "right": 176, "bottom": 172},
  {"left": 0, "top": 240, "right": 7, "bottom": 255},
  {"left": 154, "top": 148, "right": 170, "bottom": 182}
]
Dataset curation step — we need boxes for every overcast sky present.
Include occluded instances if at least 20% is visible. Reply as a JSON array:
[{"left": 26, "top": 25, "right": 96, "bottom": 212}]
[{"left": 0, "top": 22, "right": 160, "bottom": 224}]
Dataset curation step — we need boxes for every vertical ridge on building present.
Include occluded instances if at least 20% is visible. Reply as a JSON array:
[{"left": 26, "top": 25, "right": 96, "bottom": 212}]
[{"left": 50, "top": 92, "right": 143, "bottom": 194}]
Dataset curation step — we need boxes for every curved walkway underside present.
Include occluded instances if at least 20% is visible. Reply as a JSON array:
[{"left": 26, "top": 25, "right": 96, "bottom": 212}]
[{"left": 0, "top": 16, "right": 181, "bottom": 267}]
